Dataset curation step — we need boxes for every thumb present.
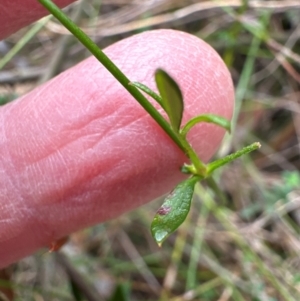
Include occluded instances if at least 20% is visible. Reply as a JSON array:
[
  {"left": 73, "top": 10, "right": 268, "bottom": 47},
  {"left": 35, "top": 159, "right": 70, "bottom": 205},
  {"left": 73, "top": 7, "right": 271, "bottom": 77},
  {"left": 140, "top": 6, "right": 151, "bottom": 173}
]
[{"left": 0, "top": 29, "right": 234, "bottom": 268}]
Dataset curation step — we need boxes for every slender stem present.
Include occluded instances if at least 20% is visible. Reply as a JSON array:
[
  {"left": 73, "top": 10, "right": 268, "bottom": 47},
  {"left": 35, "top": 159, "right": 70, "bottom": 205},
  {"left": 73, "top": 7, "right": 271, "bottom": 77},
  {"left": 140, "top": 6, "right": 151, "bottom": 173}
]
[
  {"left": 37, "top": 0, "right": 186, "bottom": 153},
  {"left": 179, "top": 137, "right": 207, "bottom": 175}
]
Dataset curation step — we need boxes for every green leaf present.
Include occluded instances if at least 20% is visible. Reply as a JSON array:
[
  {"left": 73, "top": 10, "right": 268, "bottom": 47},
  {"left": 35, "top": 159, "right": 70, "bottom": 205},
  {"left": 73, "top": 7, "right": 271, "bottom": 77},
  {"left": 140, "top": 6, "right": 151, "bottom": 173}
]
[
  {"left": 130, "top": 81, "right": 165, "bottom": 110},
  {"left": 180, "top": 114, "right": 231, "bottom": 138},
  {"left": 151, "top": 176, "right": 200, "bottom": 246},
  {"left": 155, "top": 69, "right": 184, "bottom": 132},
  {"left": 207, "top": 142, "right": 261, "bottom": 175}
]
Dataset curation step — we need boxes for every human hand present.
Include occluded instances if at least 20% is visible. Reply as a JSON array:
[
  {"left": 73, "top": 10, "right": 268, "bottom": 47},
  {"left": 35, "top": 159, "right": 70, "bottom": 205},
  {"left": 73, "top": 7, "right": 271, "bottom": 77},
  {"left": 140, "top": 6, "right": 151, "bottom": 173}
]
[{"left": 0, "top": 0, "right": 234, "bottom": 268}]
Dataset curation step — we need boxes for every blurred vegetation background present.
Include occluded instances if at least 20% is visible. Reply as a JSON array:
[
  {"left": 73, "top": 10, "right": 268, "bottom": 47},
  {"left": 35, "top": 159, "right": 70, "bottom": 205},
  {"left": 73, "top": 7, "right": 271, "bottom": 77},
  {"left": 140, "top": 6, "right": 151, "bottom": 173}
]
[{"left": 1, "top": 0, "right": 300, "bottom": 300}]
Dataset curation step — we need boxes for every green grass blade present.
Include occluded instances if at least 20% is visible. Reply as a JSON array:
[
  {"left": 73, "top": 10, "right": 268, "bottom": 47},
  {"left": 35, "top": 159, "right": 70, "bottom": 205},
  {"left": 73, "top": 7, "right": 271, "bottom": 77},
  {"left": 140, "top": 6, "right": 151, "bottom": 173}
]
[{"left": 0, "top": 16, "right": 51, "bottom": 70}]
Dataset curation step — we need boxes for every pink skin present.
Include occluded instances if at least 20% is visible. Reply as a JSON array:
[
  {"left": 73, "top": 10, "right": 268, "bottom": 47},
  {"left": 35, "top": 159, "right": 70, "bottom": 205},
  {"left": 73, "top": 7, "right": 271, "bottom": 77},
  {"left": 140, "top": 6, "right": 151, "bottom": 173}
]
[
  {"left": 0, "top": 0, "right": 74, "bottom": 39},
  {"left": 0, "top": 2, "right": 234, "bottom": 268}
]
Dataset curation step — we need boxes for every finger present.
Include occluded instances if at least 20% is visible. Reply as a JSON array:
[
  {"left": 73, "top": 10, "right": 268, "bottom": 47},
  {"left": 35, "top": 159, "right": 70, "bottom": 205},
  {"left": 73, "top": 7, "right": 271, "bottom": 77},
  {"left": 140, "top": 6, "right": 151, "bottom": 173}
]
[
  {"left": 1, "top": 0, "right": 75, "bottom": 39},
  {"left": 0, "top": 29, "right": 234, "bottom": 268}
]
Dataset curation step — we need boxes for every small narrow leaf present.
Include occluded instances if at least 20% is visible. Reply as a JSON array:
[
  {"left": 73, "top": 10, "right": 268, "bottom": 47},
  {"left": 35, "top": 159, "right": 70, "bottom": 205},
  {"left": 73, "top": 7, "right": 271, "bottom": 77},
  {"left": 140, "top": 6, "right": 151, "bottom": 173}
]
[
  {"left": 181, "top": 114, "right": 231, "bottom": 138},
  {"left": 130, "top": 81, "right": 165, "bottom": 109},
  {"left": 207, "top": 142, "right": 261, "bottom": 175},
  {"left": 155, "top": 69, "right": 184, "bottom": 132},
  {"left": 151, "top": 176, "right": 200, "bottom": 246}
]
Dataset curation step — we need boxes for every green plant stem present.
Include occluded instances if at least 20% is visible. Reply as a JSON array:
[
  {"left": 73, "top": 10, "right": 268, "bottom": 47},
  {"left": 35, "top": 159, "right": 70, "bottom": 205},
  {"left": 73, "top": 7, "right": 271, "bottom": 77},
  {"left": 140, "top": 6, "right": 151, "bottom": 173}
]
[
  {"left": 37, "top": 0, "right": 186, "bottom": 154},
  {"left": 179, "top": 136, "right": 207, "bottom": 175}
]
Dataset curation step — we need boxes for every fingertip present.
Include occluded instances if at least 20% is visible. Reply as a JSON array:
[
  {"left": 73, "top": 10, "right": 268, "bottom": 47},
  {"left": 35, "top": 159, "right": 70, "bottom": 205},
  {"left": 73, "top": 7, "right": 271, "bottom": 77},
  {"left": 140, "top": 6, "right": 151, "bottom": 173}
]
[{"left": 0, "top": 29, "right": 234, "bottom": 267}]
